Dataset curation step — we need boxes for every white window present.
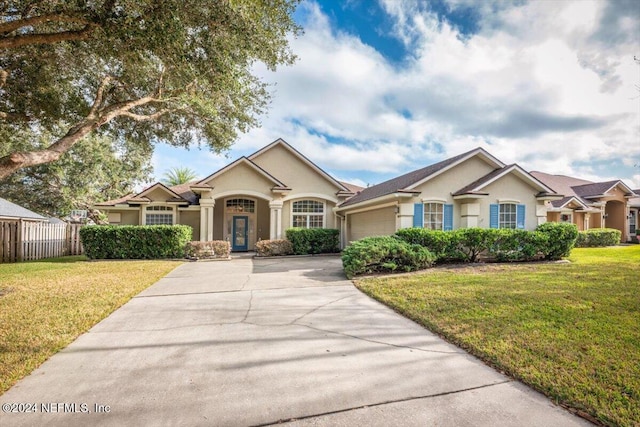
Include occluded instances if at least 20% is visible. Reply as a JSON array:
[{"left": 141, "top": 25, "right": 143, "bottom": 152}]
[
  {"left": 226, "top": 199, "right": 255, "bottom": 213},
  {"left": 499, "top": 203, "right": 517, "bottom": 229},
  {"left": 423, "top": 203, "right": 444, "bottom": 230},
  {"left": 292, "top": 200, "right": 325, "bottom": 228},
  {"left": 560, "top": 213, "right": 572, "bottom": 223},
  {"left": 145, "top": 205, "right": 174, "bottom": 225}
]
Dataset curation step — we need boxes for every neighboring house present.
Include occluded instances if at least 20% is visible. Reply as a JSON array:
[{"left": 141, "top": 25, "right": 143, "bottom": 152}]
[
  {"left": 0, "top": 197, "right": 48, "bottom": 222},
  {"left": 97, "top": 141, "right": 568, "bottom": 251},
  {"left": 96, "top": 139, "right": 356, "bottom": 251},
  {"left": 530, "top": 172, "right": 638, "bottom": 242},
  {"left": 335, "top": 148, "right": 561, "bottom": 246}
]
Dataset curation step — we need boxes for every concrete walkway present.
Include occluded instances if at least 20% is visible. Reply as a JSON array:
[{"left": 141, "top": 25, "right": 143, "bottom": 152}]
[{"left": 1, "top": 256, "right": 591, "bottom": 426}]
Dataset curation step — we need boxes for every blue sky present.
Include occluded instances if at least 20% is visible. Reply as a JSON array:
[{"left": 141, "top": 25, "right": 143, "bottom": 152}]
[{"left": 153, "top": 0, "right": 640, "bottom": 189}]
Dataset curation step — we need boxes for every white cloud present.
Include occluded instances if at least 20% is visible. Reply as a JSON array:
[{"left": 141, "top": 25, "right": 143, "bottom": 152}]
[{"left": 231, "top": 0, "right": 639, "bottom": 188}]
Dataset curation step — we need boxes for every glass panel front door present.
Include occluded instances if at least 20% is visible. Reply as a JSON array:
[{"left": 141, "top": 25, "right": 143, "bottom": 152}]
[{"left": 232, "top": 216, "right": 248, "bottom": 251}]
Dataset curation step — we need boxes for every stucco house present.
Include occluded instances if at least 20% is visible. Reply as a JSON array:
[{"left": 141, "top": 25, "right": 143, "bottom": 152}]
[
  {"left": 96, "top": 139, "right": 357, "bottom": 251},
  {"left": 98, "top": 140, "right": 563, "bottom": 251},
  {"left": 529, "top": 172, "right": 638, "bottom": 242},
  {"left": 335, "top": 147, "right": 561, "bottom": 246}
]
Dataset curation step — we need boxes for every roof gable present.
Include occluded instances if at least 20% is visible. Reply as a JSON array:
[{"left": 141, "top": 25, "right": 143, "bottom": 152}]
[
  {"left": 340, "top": 147, "right": 504, "bottom": 207},
  {"left": 572, "top": 180, "right": 635, "bottom": 198},
  {"left": 196, "top": 157, "right": 289, "bottom": 189},
  {"left": 135, "top": 182, "right": 188, "bottom": 203},
  {"left": 249, "top": 138, "right": 349, "bottom": 192},
  {"left": 453, "top": 164, "right": 557, "bottom": 196}
]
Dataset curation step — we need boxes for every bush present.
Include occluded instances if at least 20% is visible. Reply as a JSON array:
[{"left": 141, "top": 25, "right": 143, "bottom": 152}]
[
  {"left": 395, "top": 228, "right": 465, "bottom": 263},
  {"left": 80, "top": 225, "right": 192, "bottom": 259},
  {"left": 185, "top": 241, "right": 231, "bottom": 259},
  {"left": 455, "top": 228, "right": 502, "bottom": 263},
  {"left": 536, "top": 222, "right": 578, "bottom": 260},
  {"left": 255, "top": 239, "right": 294, "bottom": 256},
  {"left": 341, "top": 236, "right": 436, "bottom": 279},
  {"left": 488, "top": 229, "right": 548, "bottom": 262},
  {"left": 575, "top": 228, "right": 621, "bottom": 247},
  {"left": 285, "top": 228, "right": 340, "bottom": 255}
]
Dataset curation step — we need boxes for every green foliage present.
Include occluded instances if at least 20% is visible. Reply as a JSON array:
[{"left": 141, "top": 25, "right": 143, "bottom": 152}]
[
  {"left": 0, "top": 128, "right": 152, "bottom": 217},
  {"left": 575, "top": 228, "right": 622, "bottom": 247},
  {"left": 255, "top": 239, "right": 294, "bottom": 257},
  {"left": 80, "top": 225, "right": 192, "bottom": 259},
  {"left": 341, "top": 236, "right": 436, "bottom": 279},
  {"left": 162, "top": 167, "right": 198, "bottom": 186},
  {"left": 455, "top": 228, "right": 502, "bottom": 262},
  {"left": 536, "top": 222, "right": 579, "bottom": 260},
  {"left": 395, "top": 228, "right": 465, "bottom": 263},
  {"left": 285, "top": 228, "right": 340, "bottom": 255},
  {"left": 488, "top": 229, "right": 548, "bottom": 262},
  {"left": 0, "top": 1, "right": 300, "bottom": 176}
]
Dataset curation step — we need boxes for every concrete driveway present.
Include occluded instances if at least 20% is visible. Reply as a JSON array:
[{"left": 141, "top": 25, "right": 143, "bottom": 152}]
[{"left": 1, "top": 256, "right": 591, "bottom": 426}]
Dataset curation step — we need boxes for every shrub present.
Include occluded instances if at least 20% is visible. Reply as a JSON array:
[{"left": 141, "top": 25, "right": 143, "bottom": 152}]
[
  {"left": 185, "top": 241, "right": 231, "bottom": 259},
  {"left": 255, "top": 239, "right": 294, "bottom": 256},
  {"left": 395, "top": 228, "right": 465, "bottom": 263},
  {"left": 455, "top": 228, "right": 502, "bottom": 263},
  {"left": 488, "top": 229, "right": 548, "bottom": 262},
  {"left": 536, "top": 222, "right": 578, "bottom": 260},
  {"left": 341, "top": 236, "right": 436, "bottom": 279},
  {"left": 80, "top": 225, "right": 192, "bottom": 259},
  {"left": 575, "top": 228, "right": 621, "bottom": 247},
  {"left": 285, "top": 228, "right": 340, "bottom": 255}
]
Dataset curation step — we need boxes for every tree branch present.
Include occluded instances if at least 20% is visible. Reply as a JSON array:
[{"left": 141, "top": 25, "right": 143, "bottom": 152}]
[
  {"left": 0, "top": 87, "right": 175, "bottom": 180},
  {"left": 0, "top": 23, "right": 97, "bottom": 49},
  {"left": 0, "top": 14, "right": 92, "bottom": 35}
]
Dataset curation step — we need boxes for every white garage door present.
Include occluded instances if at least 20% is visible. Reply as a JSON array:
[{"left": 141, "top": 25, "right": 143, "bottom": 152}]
[{"left": 348, "top": 207, "right": 397, "bottom": 242}]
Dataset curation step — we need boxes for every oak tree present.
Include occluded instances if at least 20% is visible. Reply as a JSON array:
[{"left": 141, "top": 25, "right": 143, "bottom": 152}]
[{"left": 0, "top": 0, "right": 300, "bottom": 180}]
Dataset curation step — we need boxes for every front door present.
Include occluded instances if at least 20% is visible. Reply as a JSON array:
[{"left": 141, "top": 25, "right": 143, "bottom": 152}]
[{"left": 232, "top": 216, "right": 248, "bottom": 251}]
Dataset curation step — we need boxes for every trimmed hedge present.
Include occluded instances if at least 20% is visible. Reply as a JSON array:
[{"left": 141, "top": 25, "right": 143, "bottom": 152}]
[
  {"left": 342, "top": 236, "right": 436, "bottom": 279},
  {"left": 285, "top": 228, "right": 340, "bottom": 255},
  {"left": 535, "top": 222, "right": 578, "bottom": 260},
  {"left": 489, "top": 229, "right": 548, "bottom": 262},
  {"left": 185, "top": 240, "right": 231, "bottom": 259},
  {"left": 575, "top": 228, "right": 621, "bottom": 247},
  {"left": 395, "top": 228, "right": 465, "bottom": 262},
  {"left": 80, "top": 225, "right": 192, "bottom": 259},
  {"left": 255, "top": 239, "right": 294, "bottom": 256}
]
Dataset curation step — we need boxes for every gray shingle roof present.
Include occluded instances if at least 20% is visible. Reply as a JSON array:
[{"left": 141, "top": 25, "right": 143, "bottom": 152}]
[
  {"left": 339, "top": 148, "right": 481, "bottom": 207},
  {"left": 572, "top": 180, "right": 622, "bottom": 198},
  {"left": 0, "top": 197, "right": 47, "bottom": 220}
]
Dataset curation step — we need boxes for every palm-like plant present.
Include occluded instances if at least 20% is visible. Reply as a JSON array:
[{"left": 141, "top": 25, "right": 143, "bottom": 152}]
[{"left": 162, "top": 167, "right": 198, "bottom": 186}]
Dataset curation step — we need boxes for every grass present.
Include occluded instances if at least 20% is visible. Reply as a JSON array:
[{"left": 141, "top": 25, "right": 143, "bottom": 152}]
[
  {"left": 355, "top": 246, "right": 640, "bottom": 427},
  {"left": 0, "top": 256, "right": 180, "bottom": 395}
]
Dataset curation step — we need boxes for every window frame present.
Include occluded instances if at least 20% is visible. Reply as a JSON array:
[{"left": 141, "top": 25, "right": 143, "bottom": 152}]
[
  {"left": 145, "top": 205, "right": 175, "bottom": 226},
  {"left": 498, "top": 203, "right": 517, "bottom": 229},
  {"left": 423, "top": 202, "right": 444, "bottom": 230},
  {"left": 291, "top": 199, "right": 325, "bottom": 229}
]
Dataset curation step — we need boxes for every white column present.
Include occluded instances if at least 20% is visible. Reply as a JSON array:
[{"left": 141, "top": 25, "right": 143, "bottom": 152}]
[
  {"left": 269, "top": 200, "right": 283, "bottom": 240},
  {"left": 199, "top": 199, "right": 215, "bottom": 241}
]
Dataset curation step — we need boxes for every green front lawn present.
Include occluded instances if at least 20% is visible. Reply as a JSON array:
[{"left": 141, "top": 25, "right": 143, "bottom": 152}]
[
  {"left": 356, "top": 246, "right": 640, "bottom": 426},
  {"left": 0, "top": 256, "right": 181, "bottom": 395}
]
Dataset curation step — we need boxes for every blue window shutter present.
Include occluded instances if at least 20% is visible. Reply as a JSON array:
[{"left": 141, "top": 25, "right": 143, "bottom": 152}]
[
  {"left": 443, "top": 204, "right": 453, "bottom": 231},
  {"left": 516, "top": 204, "right": 526, "bottom": 229},
  {"left": 413, "top": 203, "right": 424, "bottom": 227},
  {"left": 490, "top": 204, "right": 499, "bottom": 229}
]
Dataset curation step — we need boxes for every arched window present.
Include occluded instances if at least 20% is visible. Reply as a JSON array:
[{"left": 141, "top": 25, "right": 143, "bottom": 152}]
[
  {"left": 145, "top": 205, "right": 174, "bottom": 225},
  {"left": 292, "top": 200, "right": 325, "bottom": 228}
]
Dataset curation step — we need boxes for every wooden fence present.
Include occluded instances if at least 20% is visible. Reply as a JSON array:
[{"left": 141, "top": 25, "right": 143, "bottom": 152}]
[{"left": 0, "top": 221, "right": 84, "bottom": 263}]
